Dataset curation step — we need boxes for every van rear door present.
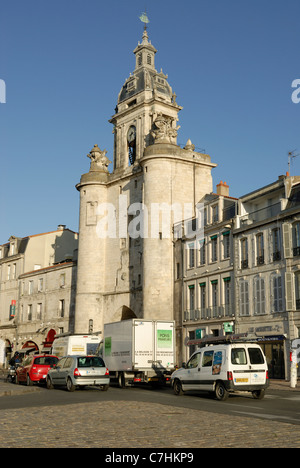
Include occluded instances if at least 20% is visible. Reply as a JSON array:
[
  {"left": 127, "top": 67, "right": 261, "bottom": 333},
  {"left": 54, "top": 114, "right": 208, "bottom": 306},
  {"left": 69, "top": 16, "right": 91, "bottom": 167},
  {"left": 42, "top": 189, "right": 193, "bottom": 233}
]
[
  {"left": 230, "top": 346, "right": 251, "bottom": 387},
  {"left": 247, "top": 346, "right": 267, "bottom": 385}
]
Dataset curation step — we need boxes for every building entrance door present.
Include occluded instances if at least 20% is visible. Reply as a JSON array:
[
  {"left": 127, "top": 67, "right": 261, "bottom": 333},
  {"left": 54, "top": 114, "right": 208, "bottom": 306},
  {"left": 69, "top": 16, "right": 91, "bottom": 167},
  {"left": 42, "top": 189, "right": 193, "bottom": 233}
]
[{"left": 261, "top": 342, "right": 285, "bottom": 379}]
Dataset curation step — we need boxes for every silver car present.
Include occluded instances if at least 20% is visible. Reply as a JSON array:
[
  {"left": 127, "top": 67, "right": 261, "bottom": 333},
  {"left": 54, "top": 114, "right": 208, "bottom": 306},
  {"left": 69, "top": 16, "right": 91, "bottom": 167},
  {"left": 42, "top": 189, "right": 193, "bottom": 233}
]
[{"left": 46, "top": 355, "right": 110, "bottom": 392}]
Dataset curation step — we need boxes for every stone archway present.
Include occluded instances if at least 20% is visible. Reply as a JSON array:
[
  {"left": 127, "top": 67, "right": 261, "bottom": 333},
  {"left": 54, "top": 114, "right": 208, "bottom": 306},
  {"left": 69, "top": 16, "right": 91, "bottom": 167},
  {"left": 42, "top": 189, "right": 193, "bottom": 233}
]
[{"left": 112, "top": 305, "right": 137, "bottom": 322}]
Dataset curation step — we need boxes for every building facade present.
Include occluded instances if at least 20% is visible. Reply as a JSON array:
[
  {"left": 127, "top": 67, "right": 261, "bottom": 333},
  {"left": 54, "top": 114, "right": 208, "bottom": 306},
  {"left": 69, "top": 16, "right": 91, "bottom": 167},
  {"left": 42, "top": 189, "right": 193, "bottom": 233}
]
[
  {"left": 234, "top": 174, "right": 300, "bottom": 379},
  {"left": 176, "top": 174, "right": 300, "bottom": 379},
  {"left": 74, "top": 28, "right": 216, "bottom": 335},
  {"left": 0, "top": 226, "right": 78, "bottom": 365},
  {"left": 174, "top": 182, "right": 238, "bottom": 363}
]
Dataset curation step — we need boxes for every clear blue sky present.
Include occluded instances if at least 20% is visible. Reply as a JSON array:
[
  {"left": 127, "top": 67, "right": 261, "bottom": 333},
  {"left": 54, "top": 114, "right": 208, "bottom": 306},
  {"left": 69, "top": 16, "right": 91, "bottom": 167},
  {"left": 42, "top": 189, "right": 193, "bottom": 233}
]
[{"left": 1, "top": 0, "right": 299, "bottom": 243}]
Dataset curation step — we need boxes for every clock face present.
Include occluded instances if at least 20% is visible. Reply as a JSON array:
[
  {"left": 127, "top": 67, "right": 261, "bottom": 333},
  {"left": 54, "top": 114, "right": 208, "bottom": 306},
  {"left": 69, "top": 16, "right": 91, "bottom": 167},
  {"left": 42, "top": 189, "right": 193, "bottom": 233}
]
[{"left": 127, "top": 126, "right": 136, "bottom": 144}]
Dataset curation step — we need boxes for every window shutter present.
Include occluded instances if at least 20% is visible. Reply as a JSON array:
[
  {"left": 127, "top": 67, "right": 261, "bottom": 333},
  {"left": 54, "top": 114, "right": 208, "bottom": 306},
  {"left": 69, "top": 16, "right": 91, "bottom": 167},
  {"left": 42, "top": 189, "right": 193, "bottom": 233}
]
[
  {"left": 282, "top": 223, "right": 292, "bottom": 258},
  {"left": 285, "top": 272, "right": 295, "bottom": 310}
]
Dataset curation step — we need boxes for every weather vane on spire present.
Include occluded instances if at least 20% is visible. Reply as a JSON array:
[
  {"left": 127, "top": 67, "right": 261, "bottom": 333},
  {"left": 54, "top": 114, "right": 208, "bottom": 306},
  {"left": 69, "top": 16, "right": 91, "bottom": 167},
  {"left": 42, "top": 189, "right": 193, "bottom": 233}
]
[{"left": 139, "top": 11, "right": 150, "bottom": 31}]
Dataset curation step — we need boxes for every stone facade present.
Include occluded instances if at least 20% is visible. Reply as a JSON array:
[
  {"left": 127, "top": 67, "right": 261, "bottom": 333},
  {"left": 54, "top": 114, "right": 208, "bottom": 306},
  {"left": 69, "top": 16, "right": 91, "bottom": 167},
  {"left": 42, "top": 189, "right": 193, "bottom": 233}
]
[
  {"left": 74, "top": 29, "right": 216, "bottom": 335},
  {"left": 176, "top": 175, "right": 300, "bottom": 379},
  {"left": 0, "top": 227, "right": 78, "bottom": 364}
]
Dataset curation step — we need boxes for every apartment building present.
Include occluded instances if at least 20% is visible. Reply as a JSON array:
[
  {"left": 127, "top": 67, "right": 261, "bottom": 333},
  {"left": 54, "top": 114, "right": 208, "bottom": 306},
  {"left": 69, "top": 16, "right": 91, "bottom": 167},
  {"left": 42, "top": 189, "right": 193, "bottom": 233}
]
[
  {"left": 0, "top": 226, "right": 78, "bottom": 366},
  {"left": 174, "top": 182, "right": 238, "bottom": 363},
  {"left": 234, "top": 174, "right": 300, "bottom": 379}
]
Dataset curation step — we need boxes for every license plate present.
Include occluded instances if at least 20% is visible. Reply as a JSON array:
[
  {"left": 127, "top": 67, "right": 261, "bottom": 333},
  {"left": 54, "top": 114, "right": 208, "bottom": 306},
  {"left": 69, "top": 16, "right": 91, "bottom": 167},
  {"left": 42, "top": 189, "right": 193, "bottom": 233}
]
[{"left": 235, "top": 378, "right": 248, "bottom": 383}]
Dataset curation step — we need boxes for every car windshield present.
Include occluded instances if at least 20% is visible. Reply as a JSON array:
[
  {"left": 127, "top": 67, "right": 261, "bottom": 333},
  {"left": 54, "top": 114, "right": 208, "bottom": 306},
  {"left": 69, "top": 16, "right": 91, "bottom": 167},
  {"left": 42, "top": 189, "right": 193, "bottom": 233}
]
[
  {"left": 33, "top": 357, "right": 59, "bottom": 366},
  {"left": 77, "top": 356, "right": 105, "bottom": 368}
]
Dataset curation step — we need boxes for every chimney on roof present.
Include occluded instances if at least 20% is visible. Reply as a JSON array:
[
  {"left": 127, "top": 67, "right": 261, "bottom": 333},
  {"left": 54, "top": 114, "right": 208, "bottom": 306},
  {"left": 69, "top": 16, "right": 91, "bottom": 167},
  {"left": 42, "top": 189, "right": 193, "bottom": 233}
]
[
  {"left": 57, "top": 225, "right": 66, "bottom": 231},
  {"left": 216, "top": 181, "right": 229, "bottom": 197}
]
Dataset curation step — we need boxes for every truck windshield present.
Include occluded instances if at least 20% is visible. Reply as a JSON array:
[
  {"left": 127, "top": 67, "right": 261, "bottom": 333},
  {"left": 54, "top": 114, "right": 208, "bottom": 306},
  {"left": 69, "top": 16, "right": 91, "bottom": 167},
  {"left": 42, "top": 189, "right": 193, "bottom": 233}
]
[{"left": 77, "top": 357, "right": 105, "bottom": 368}]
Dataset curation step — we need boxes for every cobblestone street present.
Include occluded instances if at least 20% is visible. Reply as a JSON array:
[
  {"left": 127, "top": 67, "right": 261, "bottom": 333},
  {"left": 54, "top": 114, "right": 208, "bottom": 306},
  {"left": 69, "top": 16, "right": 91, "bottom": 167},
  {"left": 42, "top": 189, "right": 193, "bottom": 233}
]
[{"left": 0, "top": 377, "right": 300, "bottom": 448}]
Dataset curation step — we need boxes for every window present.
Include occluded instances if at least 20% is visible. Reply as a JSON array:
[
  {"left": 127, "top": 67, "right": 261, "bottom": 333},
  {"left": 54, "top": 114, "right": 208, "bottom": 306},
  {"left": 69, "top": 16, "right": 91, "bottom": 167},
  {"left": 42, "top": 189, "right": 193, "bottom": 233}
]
[
  {"left": 212, "top": 204, "right": 218, "bottom": 223},
  {"left": 147, "top": 53, "right": 152, "bottom": 65},
  {"left": 12, "top": 264, "right": 16, "bottom": 280},
  {"left": 211, "top": 236, "right": 218, "bottom": 262},
  {"left": 63, "top": 358, "right": 73, "bottom": 368},
  {"left": 231, "top": 348, "right": 247, "bottom": 365},
  {"left": 59, "top": 299, "right": 65, "bottom": 318},
  {"left": 272, "top": 273, "right": 283, "bottom": 312},
  {"left": 248, "top": 348, "right": 264, "bottom": 365},
  {"left": 199, "top": 239, "right": 206, "bottom": 265},
  {"left": 188, "top": 285, "right": 195, "bottom": 312},
  {"left": 272, "top": 227, "right": 281, "bottom": 261},
  {"left": 223, "top": 232, "right": 230, "bottom": 259},
  {"left": 239, "top": 279, "right": 249, "bottom": 316},
  {"left": 38, "top": 278, "right": 43, "bottom": 292},
  {"left": 224, "top": 278, "right": 231, "bottom": 315},
  {"left": 211, "top": 280, "right": 218, "bottom": 317},
  {"left": 28, "top": 280, "right": 33, "bottom": 294},
  {"left": 187, "top": 353, "right": 201, "bottom": 369},
  {"left": 37, "top": 303, "right": 42, "bottom": 320},
  {"left": 60, "top": 274, "right": 66, "bottom": 288},
  {"left": 176, "top": 263, "right": 180, "bottom": 280},
  {"left": 27, "top": 304, "right": 32, "bottom": 321},
  {"left": 254, "top": 276, "right": 265, "bottom": 315},
  {"left": 188, "top": 243, "right": 195, "bottom": 268},
  {"left": 241, "top": 238, "right": 248, "bottom": 268},
  {"left": 256, "top": 233, "right": 264, "bottom": 265},
  {"left": 200, "top": 283, "right": 206, "bottom": 312},
  {"left": 77, "top": 356, "right": 105, "bottom": 368},
  {"left": 295, "top": 273, "right": 300, "bottom": 310},
  {"left": 34, "top": 356, "right": 58, "bottom": 366},
  {"left": 202, "top": 350, "right": 214, "bottom": 367},
  {"left": 293, "top": 222, "right": 300, "bottom": 256},
  {"left": 137, "top": 53, "right": 142, "bottom": 66}
]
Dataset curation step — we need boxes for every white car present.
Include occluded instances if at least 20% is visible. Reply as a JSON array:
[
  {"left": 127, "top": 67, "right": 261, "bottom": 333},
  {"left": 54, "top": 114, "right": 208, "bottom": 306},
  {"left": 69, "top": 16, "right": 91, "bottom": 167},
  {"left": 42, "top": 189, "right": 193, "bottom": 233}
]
[
  {"left": 172, "top": 341, "right": 269, "bottom": 400},
  {"left": 46, "top": 355, "right": 110, "bottom": 392}
]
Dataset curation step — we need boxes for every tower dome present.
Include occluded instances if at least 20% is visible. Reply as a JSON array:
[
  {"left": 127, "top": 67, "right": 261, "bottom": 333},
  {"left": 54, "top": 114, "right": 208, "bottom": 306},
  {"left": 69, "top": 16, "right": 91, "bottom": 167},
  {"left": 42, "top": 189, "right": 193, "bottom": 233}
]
[{"left": 117, "top": 29, "right": 176, "bottom": 106}]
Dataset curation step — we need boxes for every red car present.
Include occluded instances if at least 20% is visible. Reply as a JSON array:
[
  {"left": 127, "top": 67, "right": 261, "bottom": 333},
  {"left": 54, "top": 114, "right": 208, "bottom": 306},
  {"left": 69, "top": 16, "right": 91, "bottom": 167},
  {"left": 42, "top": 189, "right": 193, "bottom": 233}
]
[{"left": 16, "top": 354, "right": 59, "bottom": 386}]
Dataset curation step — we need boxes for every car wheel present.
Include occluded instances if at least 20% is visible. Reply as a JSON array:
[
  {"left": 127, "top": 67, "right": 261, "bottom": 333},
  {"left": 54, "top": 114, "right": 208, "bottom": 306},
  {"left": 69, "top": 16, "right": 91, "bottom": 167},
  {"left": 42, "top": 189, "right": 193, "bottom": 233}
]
[
  {"left": 215, "top": 382, "right": 229, "bottom": 401},
  {"left": 26, "top": 374, "right": 33, "bottom": 387},
  {"left": 100, "top": 384, "right": 109, "bottom": 392},
  {"left": 173, "top": 379, "right": 184, "bottom": 396},
  {"left": 46, "top": 376, "right": 54, "bottom": 390},
  {"left": 252, "top": 389, "right": 265, "bottom": 400},
  {"left": 66, "top": 377, "right": 76, "bottom": 392}
]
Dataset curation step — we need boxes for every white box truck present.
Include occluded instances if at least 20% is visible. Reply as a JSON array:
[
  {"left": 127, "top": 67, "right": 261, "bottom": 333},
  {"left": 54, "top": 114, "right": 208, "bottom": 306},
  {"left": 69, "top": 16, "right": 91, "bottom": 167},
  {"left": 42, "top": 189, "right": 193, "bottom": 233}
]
[
  {"left": 51, "top": 334, "right": 101, "bottom": 358},
  {"left": 103, "top": 319, "right": 175, "bottom": 387}
]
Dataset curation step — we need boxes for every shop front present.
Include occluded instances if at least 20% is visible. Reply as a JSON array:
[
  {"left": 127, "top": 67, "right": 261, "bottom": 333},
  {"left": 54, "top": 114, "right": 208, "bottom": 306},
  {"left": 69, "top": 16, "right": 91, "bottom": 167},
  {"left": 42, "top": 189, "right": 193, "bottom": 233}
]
[{"left": 254, "top": 336, "right": 286, "bottom": 380}]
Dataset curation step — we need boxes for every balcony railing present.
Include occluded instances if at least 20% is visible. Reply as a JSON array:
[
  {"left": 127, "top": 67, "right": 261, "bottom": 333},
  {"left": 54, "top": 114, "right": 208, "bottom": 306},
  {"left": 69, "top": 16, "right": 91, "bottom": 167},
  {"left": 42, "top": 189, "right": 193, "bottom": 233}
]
[
  {"left": 240, "top": 202, "right": 281, "bottom": 226},
  {"left": 184, "top": 305, "right": 234, "bottom": 322}
]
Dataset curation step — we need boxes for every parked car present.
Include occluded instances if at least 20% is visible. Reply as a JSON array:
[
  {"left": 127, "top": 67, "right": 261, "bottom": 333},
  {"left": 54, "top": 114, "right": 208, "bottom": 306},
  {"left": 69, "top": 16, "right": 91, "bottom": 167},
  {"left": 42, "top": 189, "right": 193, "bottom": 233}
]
[
  {"left": 171, "top": 340, "right": 269, "bottom": 400},
  {"left": 46, "top": 355, "right": 110, "bottom": 392},
  {"left": 16, "top": 354, "right": 59, "bottom": 386}
]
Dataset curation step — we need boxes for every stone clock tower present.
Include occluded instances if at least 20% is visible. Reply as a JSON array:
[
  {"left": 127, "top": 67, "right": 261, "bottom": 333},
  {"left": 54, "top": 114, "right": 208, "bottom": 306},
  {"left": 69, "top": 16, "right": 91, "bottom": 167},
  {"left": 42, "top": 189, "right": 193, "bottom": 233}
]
[{"left": 74, "top": 25, "right": 216, "bottom": 335}]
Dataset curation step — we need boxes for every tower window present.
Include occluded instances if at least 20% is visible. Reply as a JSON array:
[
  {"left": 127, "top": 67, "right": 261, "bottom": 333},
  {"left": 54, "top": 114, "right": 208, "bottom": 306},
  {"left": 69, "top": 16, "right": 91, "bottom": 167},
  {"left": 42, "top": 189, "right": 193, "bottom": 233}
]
[
  {"left": 147, "top": 54, "right": 152, "bottom": 65},
  {"left": 127, "top": 126, "right": 137, "bottom": 166},
  {"left": 138, "top": 53, "right": 142, "bottom": 66}
]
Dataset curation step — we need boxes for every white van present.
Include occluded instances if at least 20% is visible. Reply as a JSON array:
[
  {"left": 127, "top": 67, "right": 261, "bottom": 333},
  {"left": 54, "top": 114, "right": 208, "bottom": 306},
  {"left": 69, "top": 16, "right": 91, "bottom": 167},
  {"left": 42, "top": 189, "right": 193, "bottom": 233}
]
[
  {"left": 172, "top": 339, "right": 269, "bottom": 400},
  {"left": 51, "top": 334, "right": 101, "bottom": 358}
]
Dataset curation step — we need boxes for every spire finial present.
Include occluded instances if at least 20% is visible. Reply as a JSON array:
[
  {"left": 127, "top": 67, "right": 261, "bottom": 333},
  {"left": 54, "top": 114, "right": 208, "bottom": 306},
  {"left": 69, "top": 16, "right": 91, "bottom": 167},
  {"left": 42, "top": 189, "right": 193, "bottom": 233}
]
[{"left": 139, "top": 11, "right": 150, "bottom": 31}]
